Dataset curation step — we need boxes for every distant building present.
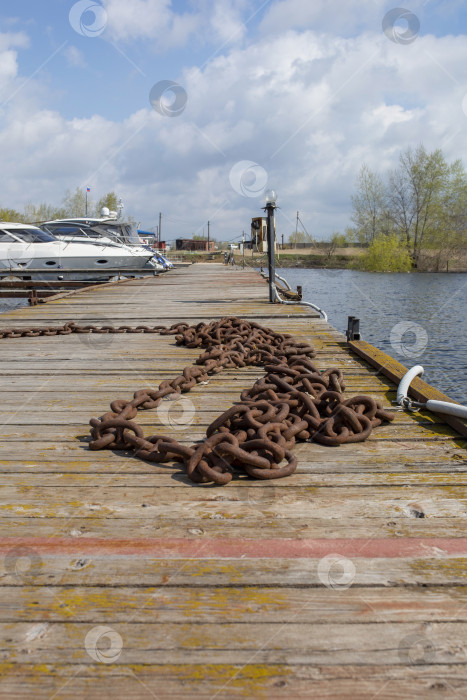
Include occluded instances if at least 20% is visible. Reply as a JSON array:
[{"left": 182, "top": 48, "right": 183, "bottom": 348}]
[
  {"left": 247, "top": 217, "right": 276, "bottom": 252},
  {"left": 175, "top": 238, "right": 215, "bottom": 252},
  {"left": 137, "top": 230, "right": 167, "bottom": 250}
]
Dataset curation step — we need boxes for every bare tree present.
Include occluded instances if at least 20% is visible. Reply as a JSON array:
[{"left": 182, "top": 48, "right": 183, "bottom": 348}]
[
  {"left": 388, "top": 145, "right": 449, "bottom": 265},
  {"left": 350, "top": 164, "right": 386, "bottom": 243},
  {"left": 62, "top": 187, "right": 90, "bottom": 217}
]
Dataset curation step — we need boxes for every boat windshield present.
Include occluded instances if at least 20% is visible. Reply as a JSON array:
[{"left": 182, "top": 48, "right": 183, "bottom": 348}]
[
  {"left": 96, "top": 223, "right": 140, "bottom": 245},
  {"left": 0, "top": 228, "right": 56, "bottom": 243},
  {"left": 43, "top": 224, "right": 91, "bottom": 238},
  {"left": 91, "top": 223, "right": 141, "bottom": 246},
  {"left": 124, "top": 225, "right": 141, "bottom": 245},
  {"left": 90, "top": 225, "right": 125, "bottom": 244}
]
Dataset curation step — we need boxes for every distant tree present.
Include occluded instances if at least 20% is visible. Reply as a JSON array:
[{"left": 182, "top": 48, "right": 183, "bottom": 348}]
[
  {"left": 23, "top": 202, "right": 68, "bottom": 223},
  {"left": 357, "top": 233, "right": 412, "bottom": 272},
  {"left": 421, "top": 162, "right": 467, "bottom": 270},
  {"left": 289, "top": 231, "right": 314, "bottom": 246},
  {"left": 322, "top": 232, "right": 347, "bottom": 261},
  {"left": 62, "top": 187, "right": 91, "bottom": 217},
  {"left": 387, "top": 145, "right": 452, "bottom": 264},
  {"left": 193, "top": 233, "right": 207, "bottom": 240},
  {"left": 344, "top": 227, "right": 357, "bottom": 244},
  {"left": 350, "top": 164, "right": 387, "bottom": 244},
  {"left": 95, "top": 192, "right": 118, "bottom": 216},
  {"left": 0, "top": 208, "right": 25, "bottom": 222},
  {"left": 349, "top": 145, "right": 467, "bottom": 268}
]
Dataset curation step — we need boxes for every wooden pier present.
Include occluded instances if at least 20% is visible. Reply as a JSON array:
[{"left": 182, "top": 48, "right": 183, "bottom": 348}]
[{"left": 0, "top": 263, "right": 466, "bottom": 698}]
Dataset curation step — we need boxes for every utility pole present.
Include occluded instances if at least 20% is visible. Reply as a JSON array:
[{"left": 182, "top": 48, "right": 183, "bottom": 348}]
[
  {"left": 207, "top": 220, "right": 210, "bottom": 251},
  {"left": 295, "top": 210, "right": 299, "bottom": 249},
  {"left": 242, "top": 230, "right": 245, "bottom": 268},
  {"left": 158, "top": 212, "right": 162, "bottom": 247}
]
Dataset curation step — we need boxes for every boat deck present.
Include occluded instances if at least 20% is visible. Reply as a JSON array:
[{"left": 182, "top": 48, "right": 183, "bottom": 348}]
[{"left": 0, "top": 263, "right": 466, "bottom": 698}]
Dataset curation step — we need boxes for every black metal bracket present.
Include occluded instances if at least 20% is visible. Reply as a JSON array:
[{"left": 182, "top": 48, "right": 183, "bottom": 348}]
[{"left": 346, "top": 316, "right": 360, "bottom": 341}]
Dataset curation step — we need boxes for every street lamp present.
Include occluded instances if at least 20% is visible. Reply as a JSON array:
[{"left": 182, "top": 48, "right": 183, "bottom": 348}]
[{"left": 263, "top": 189, "right": 277, "bottom": 303}]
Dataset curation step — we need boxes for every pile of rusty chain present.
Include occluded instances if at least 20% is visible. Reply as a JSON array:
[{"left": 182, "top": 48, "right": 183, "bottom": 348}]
[
  {"left": 0, "top": 316, "right": 394, "bottom": 484},
  {"left": 83, "top": 316, "right": 395, "bottom": 485}
]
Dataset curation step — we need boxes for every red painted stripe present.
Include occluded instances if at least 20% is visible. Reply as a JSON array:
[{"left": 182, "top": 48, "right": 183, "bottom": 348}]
[{"left": 0, "top": 537, "right": 466, "bottom": 558}]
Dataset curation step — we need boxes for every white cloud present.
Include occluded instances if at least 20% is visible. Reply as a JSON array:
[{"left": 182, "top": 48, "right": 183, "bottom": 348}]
[
  {"left": 0, "top": 19, "right": 466, "bottom": 240},
  {"left": 0, "top": 31, "right": 29, "bottom": 91},
  {"left": 363, "top": 104, "right": 422, "bottom": 132},
  {"left": 259, "top": 0, "right": 388, "bottom": 37},
  {"left": 64, "top": 45, "right": 87, "bottom": 68},
  {"left": 0, "top": 30, "right": 29, "bottom": 53},
  {"left": 102, "top": 0, "right": 199, "bottom": 47},
  {"left": 208, "top": 0, "right": 248, "bottom": 46},
  {"left": 102, "top": 0, "right": 249, "bottom": 49}
]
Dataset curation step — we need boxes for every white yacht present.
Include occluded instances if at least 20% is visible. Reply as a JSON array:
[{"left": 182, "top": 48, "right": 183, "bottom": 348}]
[
  {"left": 40, "top": 216, "right": 167, "bottom": 272},
  {"left": 0, "top": 222, "right": 158, "bottom": 280}
]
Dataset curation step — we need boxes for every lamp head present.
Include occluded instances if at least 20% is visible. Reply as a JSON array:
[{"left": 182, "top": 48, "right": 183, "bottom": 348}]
[{"left": 264, "top": 189, "right": 277, "bottom": 207}]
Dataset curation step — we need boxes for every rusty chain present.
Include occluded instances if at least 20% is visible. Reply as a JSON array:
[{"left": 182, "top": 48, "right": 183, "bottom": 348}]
[
  {"left": 0, "top": 316, "right": 394, "bottom": 485},
  {"left": 0, "top": 322, "right": 160, "bottom": 338}
]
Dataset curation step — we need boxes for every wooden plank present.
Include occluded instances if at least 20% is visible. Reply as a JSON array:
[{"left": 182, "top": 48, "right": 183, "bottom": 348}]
[
  {"left": 0, "top": 664, "right": 465, "bottom": 700},
  {"left": 2, "top": 515, "right": 467, "bottom": 539},
  {"left": 1, "top": 620, "right": 467, "bottom": 665},
  {"left": 2, "top": 470, "right": 467, "bottom": 487},
  {"left": 0, "top": 554, "right": 467, "bottom": 586},
  {"left": 0, "top": 485, "right": 466, "bottom": 520},
  {"left": 1, "top": 585, "right": 467, "bottom": 623},
  {"left": 0, "top": 263, "right": 466, "bottom": 698}
]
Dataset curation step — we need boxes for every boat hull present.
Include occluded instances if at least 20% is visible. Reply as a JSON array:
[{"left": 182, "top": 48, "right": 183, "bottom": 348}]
[{"left": 0, "top": 241, "right": 156, "bottom": 280}]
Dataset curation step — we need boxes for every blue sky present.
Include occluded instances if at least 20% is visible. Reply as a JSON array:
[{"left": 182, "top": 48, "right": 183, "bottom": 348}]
[{"left": 0, "top": 0, "right": 466, "bottom": 241}]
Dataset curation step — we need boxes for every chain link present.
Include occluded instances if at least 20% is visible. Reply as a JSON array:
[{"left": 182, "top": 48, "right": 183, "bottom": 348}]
[{"left": 0, "top": 316, "right": 395, "bottom": 484}]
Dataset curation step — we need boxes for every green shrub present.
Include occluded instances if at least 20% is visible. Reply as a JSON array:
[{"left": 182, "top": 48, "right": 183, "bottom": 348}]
[{"left": 356, "top": 234, "right": 412, "bottom": 272}]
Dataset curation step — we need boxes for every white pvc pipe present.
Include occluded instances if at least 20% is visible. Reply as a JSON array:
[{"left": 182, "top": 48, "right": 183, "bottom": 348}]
[
  {"left": 397, "top": 365, "right": 467, "bottom": 419},
  {"left": 273, "top": 285, "right": 328, "bottom": 322},
  {"left": 275, "top": 273, "right": 292, "bottom": 291},
  {"left": 425, "top": 400, "right": 467, "bottom": 420},
  {"left": 397, "top": 365, "right": 424, "bottom": 405}
]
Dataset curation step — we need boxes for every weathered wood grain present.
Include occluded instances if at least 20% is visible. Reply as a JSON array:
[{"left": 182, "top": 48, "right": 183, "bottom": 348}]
[
  {"left": 0, "top": 263, "right": 466, "bottom": 699},
  {"left": 0, "top": 664, "right": 465, "bottom": 700}
]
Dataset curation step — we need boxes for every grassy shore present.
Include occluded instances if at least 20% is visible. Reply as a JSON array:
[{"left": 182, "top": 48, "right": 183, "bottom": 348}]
[
  {"left": 169, "top": 247, "right": 467, "bottom": 271},
  {"left": 170, "top": 248, "right": 360, "bottom": 268},
  {"left": 263, "top": 248, "right": 359, "bottom": 269}
]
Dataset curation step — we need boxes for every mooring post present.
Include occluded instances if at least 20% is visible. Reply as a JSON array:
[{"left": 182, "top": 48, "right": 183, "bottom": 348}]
[
  {"left": 263, "top": 190, "right": 277, "bottom": 303},
  {"left": 346, "top": 316, "right": 361, "bottom": 341}
]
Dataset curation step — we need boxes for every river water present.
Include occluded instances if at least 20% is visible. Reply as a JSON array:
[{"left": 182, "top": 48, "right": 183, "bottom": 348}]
[
  {"left": 1, "top": 269, "right": 466, "bottom": 403},
  {"left": 277, "top": 268, "right": 467, "bottom": 405},
  {"left": 0, "top": 299, "right": 28, "bottom": 314}
]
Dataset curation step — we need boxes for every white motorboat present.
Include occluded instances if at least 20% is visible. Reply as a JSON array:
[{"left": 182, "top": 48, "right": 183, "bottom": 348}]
[
  {"left": 40, "top": 217, "right": 168, "bottom": 271},
  {"left": 0, "top": 222, "right": 158, "bottom": 280}
]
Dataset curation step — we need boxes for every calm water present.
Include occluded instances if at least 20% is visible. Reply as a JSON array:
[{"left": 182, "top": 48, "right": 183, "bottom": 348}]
[
  {"left": 1, "top": 270, "right": 466, "bottom": 403},
  {"left": 0, "top": 299, "right": 28, "bottom": 314},
  {"left": 277, "top": 268, "right": 467, "bottom": 404}
]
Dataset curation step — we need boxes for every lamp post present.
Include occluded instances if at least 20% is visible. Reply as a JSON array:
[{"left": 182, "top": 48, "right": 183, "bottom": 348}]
[{"left": 263, "top": 189, "right": 277, "bottom": 303}]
